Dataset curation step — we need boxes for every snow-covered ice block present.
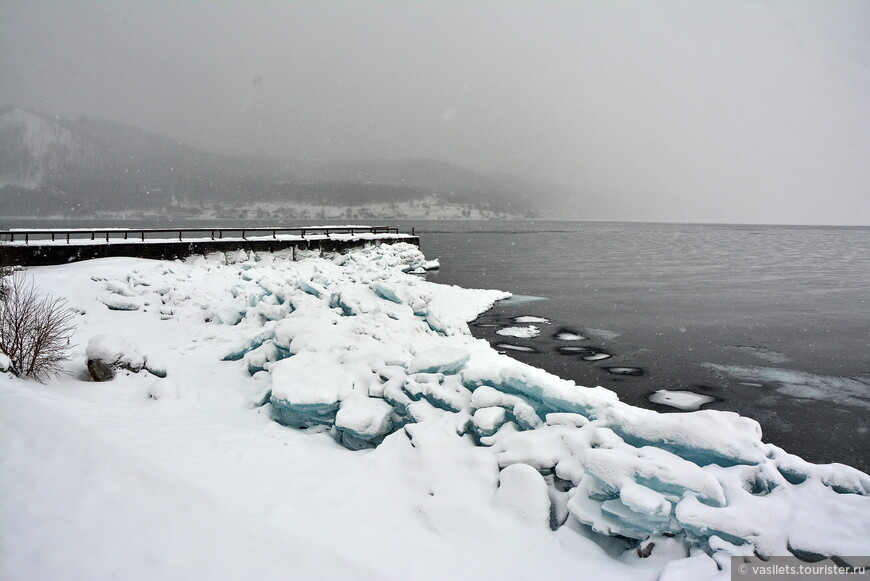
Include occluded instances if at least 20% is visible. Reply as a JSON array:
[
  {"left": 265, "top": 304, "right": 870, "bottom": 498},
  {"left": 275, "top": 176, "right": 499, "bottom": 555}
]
[
  {"left": 370, "top": 281, "right": 402, "bottom": 304},
  {"left": 335, "top": 396, "right": 394, "bottom": 450},
  {"left": 472, "top": 407, "right": 508, "bottom": 438},
  {"left": 619, "top": 481, "right": 672, "bottom": 517},
  {"left": 492, "top": 425, "right": 580, "bottom": 474},
  {"left": 214, "top": 296, "right": 247, "bottom": 325},
  {"left": 270, "top": 351, "right": 354, "bottom": 428},
  {"left": 299, "top": 278, "right": 327, "bottom": 298},
  {"left": 402, "top": 373, "right": 472, "bottom": 413},
  {"left": 243, "top": 341, "right": 290, "bottom": 374},
  {"left": 495, "top": 463, "right": 551, "bottom": 528},
  {"left": 602, "top": 407, "right": 767, "bottom": 467},
  {"left": 462, "top": 357, "right": 620, "bottom": 419},
  {"left": 769, "top": 446, "right": 870, "bottom": 495},
  {"left": 409, "top": 347, "right": 470, "bottom": 375},
  {"left": 222, "top": 328, "right": 275, "bottom": 361},
  {"left": 582, "top": 443, "right": 727, "bottom": 507},
  {"left": 469, "top": 385, "right": 542, "bottom": 431},
  {"left": 100, "top": 295, "right": 140, "bottom": 311},
  {"left": 545, "top": 413, "right": 589, "bottom": 428},
  {"left": 103, "top": 279, "right": 134, "bottom": 296}
]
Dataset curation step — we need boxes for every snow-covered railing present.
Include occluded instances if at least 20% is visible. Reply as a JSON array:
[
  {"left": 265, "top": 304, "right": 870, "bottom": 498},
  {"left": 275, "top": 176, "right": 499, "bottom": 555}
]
[{"left": 0, "top": 225, "right": 402, "bottom": 246}]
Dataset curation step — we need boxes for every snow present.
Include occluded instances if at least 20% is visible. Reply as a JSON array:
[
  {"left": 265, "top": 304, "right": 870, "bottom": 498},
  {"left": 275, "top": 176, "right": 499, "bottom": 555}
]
[
  {"left": 494, "top": 463, "right": 552, "bottom": 528},
  {"left": 556, "top": 331, "right": 585, "bottom": 341},
  {"left": 496, "top": 325, "right": 540, "bottom": 338},
  {"left": 2, "top": 241, "right": 870, "bottom": 581}
]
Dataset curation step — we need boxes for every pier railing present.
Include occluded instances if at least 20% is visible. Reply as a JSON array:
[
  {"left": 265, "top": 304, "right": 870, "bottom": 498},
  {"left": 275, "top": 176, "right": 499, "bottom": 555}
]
[{"left": 0, "top": 225, "right": 402, "bottom": 245}]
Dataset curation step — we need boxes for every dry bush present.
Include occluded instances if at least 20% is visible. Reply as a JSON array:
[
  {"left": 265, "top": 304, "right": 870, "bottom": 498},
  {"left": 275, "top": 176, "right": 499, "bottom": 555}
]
[{"left": 0, "top": 271, "right": 76, "bottom": 381}]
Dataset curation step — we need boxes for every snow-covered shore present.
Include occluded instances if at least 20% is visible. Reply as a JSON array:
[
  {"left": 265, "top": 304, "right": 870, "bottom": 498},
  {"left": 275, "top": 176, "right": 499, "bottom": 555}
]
[{"left": 2, "top": 243, "right": 869, "bottom": 581}]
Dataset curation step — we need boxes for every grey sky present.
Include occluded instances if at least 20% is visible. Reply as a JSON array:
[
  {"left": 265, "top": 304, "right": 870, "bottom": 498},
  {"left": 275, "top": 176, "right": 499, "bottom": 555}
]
[{"left": 2, "top": 1, "right": 869, "bottom": 225}]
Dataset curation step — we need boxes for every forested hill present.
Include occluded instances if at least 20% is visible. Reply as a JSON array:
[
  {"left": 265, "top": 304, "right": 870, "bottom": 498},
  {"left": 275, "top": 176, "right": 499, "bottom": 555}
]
[{"left": 0, "top": 107, "right": 548, "bottom": 219}]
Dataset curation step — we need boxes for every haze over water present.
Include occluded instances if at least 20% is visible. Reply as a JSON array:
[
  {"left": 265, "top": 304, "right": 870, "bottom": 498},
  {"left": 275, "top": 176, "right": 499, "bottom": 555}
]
[{"left": 2, "top": 1, "right": 869, "bottom": 225}]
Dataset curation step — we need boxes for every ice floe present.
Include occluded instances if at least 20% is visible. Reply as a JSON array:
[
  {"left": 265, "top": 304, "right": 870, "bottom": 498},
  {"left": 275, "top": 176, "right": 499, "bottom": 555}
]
[
  {"left": 514, "top": 316, "right": 550, "bottom": 324},
  {"left": 649, "top": 390, "right": 717, "bottom": 412},
  {"left": 605, "top": 366, "right": 644, "bottom": 376},
  {"left": 495, "top": 343, "right": 538, "bottom": 353},
  {"left": 496, "top": 325, "right": 540, "bottom": 338},
  {"left": 497, "top": 294, "right": 548, "bottom": 306}
]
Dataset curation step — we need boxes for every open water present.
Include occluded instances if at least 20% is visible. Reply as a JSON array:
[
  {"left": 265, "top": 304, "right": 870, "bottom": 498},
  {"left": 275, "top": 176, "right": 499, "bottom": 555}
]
[
  {"left": 4, "top": 218, "right": 869, "bottom": 470},
  {"left": 411, "top": 220, "right": 870, "bottom": 471}
]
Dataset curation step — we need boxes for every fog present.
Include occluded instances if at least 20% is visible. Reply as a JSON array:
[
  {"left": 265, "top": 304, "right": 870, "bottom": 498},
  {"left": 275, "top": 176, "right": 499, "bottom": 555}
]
[{"left": 2, "top": 1, "right": 869, "bottom": 225}]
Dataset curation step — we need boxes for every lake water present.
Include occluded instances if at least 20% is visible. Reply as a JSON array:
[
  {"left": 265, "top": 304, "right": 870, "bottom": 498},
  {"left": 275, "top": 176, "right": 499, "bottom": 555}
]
[
  {"left": 4, "top": 218, "right": 869, "bottom": 470},
  {"left": 411, "top": 220, "right": 870, "bottom": 471}
]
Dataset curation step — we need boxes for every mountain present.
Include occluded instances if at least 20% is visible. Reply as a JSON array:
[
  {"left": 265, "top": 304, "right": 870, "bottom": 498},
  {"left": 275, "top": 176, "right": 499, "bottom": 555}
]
[{"left": 0, "top": 107, "right": 545, "bottom": 219}]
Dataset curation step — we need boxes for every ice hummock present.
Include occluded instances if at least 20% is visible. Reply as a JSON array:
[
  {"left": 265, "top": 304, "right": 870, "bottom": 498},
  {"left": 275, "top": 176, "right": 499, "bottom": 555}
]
[{"left": 199, "top": 242, "right": 869, "bottom": 568}]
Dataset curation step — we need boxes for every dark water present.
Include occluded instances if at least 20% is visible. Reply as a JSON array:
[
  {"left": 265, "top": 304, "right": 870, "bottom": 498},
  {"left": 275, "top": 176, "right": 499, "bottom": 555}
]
[
  {"left": 410, "top": 220, "right": 870, "bottom": 471},
  {"left": 5, "top": 218, "right": 869, "bottom": 470}
]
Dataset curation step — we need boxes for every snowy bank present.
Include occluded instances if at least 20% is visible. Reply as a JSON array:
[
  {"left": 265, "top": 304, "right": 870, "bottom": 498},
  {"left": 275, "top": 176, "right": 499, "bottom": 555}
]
[{"left": 2, "top": 242, "right": 869, "bottom": 581}]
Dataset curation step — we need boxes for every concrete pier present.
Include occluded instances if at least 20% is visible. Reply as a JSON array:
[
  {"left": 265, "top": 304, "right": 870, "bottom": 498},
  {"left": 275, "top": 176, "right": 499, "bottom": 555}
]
[{"left": 0, "top": 226, "right": 419, "bottom": 267}]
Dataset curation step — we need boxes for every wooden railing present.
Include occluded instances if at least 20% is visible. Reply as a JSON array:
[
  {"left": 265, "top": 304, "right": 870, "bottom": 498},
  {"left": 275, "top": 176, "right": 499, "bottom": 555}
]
[{"left": 0, "top": 226, "right": 403, "bottom": 245}]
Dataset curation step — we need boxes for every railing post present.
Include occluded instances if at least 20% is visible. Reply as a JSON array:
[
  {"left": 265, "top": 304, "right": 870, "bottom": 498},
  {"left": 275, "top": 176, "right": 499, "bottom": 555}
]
[
  {"left": 66, "top": 233, "right": 70, "bottom": 244},
  {"left": 25, "top": 233, "right": 29, "bottom": 245},
  {"left": 141, "top": 231, "right": 144, "bottom": 242},
  {"left": 106, "top": 232, "right": 109, "bottom": 243}
]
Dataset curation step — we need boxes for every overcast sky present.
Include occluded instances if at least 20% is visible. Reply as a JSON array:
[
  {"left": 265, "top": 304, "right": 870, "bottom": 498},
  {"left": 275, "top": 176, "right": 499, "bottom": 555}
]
[{"left": 2, "top": 1, "right": 869, "bottom": 225}]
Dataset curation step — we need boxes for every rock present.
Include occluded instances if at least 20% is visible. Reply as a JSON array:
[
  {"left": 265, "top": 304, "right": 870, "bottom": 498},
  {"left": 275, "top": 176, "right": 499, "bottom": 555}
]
[
  {"left": 85, "top": 334, "right": 165, "bottom": 382},
  {"left": 87, "top": 358, "right": 116, "bottom": 382}
]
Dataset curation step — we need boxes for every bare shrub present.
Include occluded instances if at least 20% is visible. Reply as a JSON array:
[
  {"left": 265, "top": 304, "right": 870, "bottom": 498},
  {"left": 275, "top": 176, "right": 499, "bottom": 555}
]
[{"left": 0, "top": 271, "right": 76, "bottom": 381}]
